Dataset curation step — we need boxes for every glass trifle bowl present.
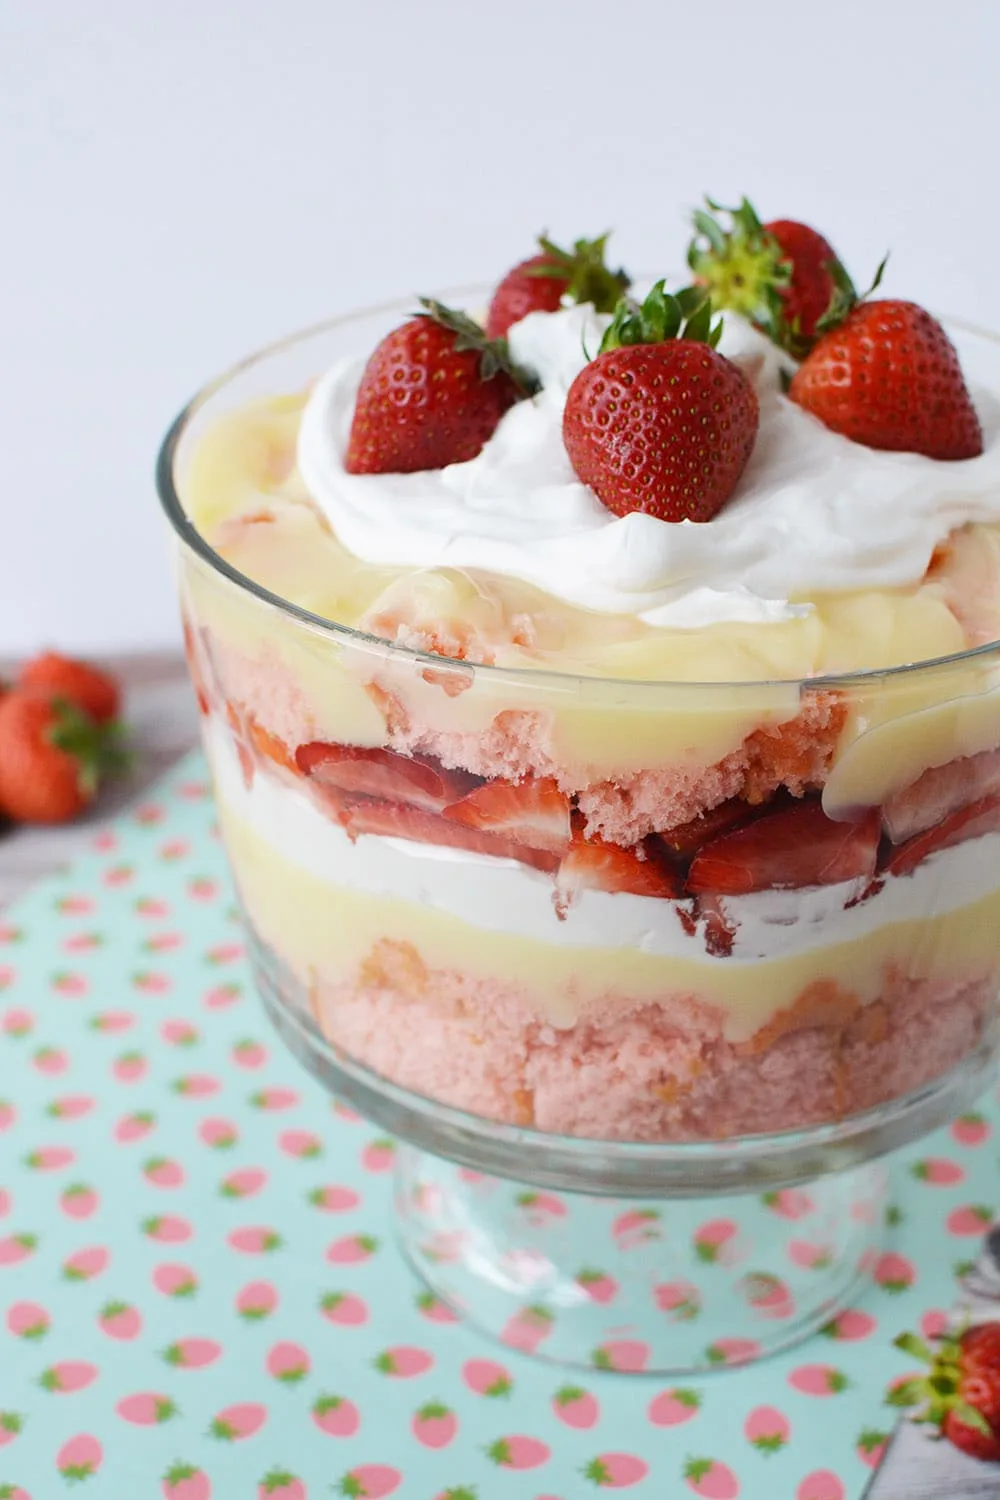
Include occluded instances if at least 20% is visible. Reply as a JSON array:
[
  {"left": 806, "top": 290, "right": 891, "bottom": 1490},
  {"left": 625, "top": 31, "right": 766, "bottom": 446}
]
[{"left": 157, "top": 292, "right": 1000, "bottom": 1373}]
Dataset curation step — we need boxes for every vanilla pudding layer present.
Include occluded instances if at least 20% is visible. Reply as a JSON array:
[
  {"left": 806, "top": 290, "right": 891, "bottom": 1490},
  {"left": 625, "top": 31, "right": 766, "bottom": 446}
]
[{"left": 205, "top": 719, "right": 1000, "bottom": 1139}]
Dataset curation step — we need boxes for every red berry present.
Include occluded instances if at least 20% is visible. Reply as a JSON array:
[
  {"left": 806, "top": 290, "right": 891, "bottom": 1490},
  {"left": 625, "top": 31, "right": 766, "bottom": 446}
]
[
  {"left": 764, "top": 219, "right": 840, "bottom": 344},
  {"left": 0, "top": 692, "right": 102, "bottom": 824},
  {"left": 486, "top": 253, "right": 569, "bottom": 339},
  {"left": 486, "top": 234, "right": 630, "bottom": 339},
  {"left": 688, "top": 196, "right": 845, "bottom": 356},
  {"left": 790, "top": 300, "right": 982, "bottom": 460},
  {"left": 686, "top": 798, "right": 880, "bottom": 896},
  {"left": 345, "top": 308, "right": 521, "bottom": 475},
  {"left": 20, "top": 652, "right": 121, "bottom": 724},
  {"left": 563, "top": 340, "right": 758, "bottom": 523}
]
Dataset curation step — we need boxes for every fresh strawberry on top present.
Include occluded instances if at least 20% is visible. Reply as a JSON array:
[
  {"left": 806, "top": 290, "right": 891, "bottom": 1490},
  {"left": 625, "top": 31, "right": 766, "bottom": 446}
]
[
  {"left": 485, "top": 233, "right": 631, "bottom": 339},
  {"left": 889, "top": 1322, "right": 1000, "bottom": 1462},
  {"left": 443, "top": 776, "right": 572, "bottom": 854},
  {"left": 685, "top": 797, "right": 880, "bottom": 896},
  {"left": 19, "top": 651, "right": 122, "bottom": 725},
  {"left": 687, "top": 196, "right": 848, "bottom": 358},
  {"left": 0, "top": 690, "right": 127, "bottom": 825},
  {"left": 344, "top": 300, "right": 536, "bottom": 475},
  {"left": 562, "top": 281, "right": 759, "bottom": 523},
  {"left": 789, "top": 296, "right": 983, "bottom": 460}
]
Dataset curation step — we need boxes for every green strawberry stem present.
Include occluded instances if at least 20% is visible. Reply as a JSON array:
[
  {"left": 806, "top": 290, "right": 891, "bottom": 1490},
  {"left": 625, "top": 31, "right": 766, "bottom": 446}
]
[
  {"left": 688, "top": 196, "right": 798, "bottom": 346},
  {"left": 598, "top": 280, "right": 723, "bottom": 355},
  {"left": 887, "top": 1326, "right": 993, "bottom": 1438},
  {"left": 417, "top": 299, "right": 540, "bottom": 396},
  {"left": 47, "top": 697, "right": 132, "bottom": 794},
  {"left": 529, "top": 231, "right": 631, "bottom": 313}
]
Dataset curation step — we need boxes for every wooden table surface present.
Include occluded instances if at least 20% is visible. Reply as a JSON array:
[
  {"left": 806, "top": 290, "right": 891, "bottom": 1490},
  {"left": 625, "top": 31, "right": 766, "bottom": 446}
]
[{"left": 0, "top": 652, "right": 201, "bottom": 909}]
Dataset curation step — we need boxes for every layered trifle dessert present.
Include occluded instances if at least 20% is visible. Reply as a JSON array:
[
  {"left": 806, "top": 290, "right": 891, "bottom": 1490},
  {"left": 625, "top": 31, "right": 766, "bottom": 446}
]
[{"left": 170, "top": 206, "right": 1000, "bottom": 1141}]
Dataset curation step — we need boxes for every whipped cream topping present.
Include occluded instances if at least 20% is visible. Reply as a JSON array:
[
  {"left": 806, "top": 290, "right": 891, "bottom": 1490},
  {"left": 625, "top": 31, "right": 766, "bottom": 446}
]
[{"left": 297, "top": 303, "right": 1000, "bottom": 628}]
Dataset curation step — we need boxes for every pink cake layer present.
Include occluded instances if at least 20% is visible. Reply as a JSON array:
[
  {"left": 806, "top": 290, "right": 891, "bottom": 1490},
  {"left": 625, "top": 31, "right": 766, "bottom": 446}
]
[
  {"left": 196, "top": 629, "right": 844, "bottom": 843},
  {"left": 307, "top": 940, "right": 995, "bottom": 1141}
]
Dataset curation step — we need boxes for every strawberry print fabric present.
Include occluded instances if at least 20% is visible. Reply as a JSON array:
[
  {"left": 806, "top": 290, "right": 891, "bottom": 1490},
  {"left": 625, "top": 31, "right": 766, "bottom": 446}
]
[{"left": 0, "top": 751, "right": 998, "bottom": 1498}]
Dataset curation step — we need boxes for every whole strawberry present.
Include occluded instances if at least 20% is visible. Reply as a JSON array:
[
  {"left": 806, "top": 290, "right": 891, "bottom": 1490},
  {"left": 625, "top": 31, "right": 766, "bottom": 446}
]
[
  {"left": 345, "top": 301, "right": 534, "bottom": 475},
  {"left": 889, "top": 1322, "right": 1000, "bottom": 1461},
  {"left": 688, "top": 196, "right": 847, "bottom": 356},
  {"left": 562, "top": 281, "right": 759, "bottom": 523},
  {"left": 790, "top": 299, "right": 983, "bottom": 460},
  {"left": 0, "top": 691, "right": 124, "bottom": 824},
  {"left": 486, "top": 233, "right": 631, "bottom": 339},
  {"left": 20, "top": 651, "right": 121, "bottom": 724}
]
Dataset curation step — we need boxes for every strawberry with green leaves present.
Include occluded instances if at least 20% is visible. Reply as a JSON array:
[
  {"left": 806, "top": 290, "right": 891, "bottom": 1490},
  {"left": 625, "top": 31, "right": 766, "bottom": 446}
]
[
  {"left": 688, "top": 195, "right": 849, "bottom": 358},
  {"left": 19, "top": 651, "right": 121, "bottom": 724},
  {"left": 562, "top": 280, "right": 759, "bottom": 523},
  {"left": 485, "top": 232, "right": 631, "bottom": 338},
  {"left": 345, "top": 300, "right": 535, "bottom": 475},
  {"left": 889, "top": 1321, "right": 1000, "bottom": 1461},
  {"left": 0, "top": 690, "right": 127, "bottom": 824}
]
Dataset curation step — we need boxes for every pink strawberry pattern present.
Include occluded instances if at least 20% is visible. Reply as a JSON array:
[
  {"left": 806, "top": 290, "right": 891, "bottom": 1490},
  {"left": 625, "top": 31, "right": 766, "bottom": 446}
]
[
  {"left": 648, "top": 1387, "right": 702, "bottom": 1427},
  {"left": 552, "top": 1385, "right": 600, "bottom": 1429},
  {"left": 161, "top": 1462, "right": 211, "bottom": 1499},
  {"left": 2, "top": 758, "right": 998, "bottom": 1499},
  {"left": 312, "top": 1394, "right": 360, "bottom": 1437},
  {"left": 56, "top": 1432, "right": 102, "bottom": 1481},
  {"left": 743, "top": 1404, "right": 790, "bottom": 1453},
  {"left": 683, "top": 1457, "right": 739, "bottom": 1497},
  {"left": 484, "top": 1434, "right": 550, "bottom": 1469},
  {"left": 411, "top": 1401, "right": 457, "bottom": 1448}
]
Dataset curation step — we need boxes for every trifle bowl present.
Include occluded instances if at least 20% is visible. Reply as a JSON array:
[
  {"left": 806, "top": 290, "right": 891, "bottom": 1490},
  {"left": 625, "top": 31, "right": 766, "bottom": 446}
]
[{"left": 156, "top": 239, "right": 1000, "bottom": 1372}]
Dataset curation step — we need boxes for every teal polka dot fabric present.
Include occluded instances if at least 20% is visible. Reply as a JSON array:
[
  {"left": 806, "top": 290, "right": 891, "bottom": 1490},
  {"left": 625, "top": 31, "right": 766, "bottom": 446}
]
[{"left": 1, "top": 752, "right": 998, "bottom": 1498}]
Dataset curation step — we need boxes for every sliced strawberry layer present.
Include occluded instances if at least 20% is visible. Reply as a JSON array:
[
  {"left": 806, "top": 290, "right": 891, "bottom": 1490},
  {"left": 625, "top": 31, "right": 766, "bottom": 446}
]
[
  {"left": 442, "top": 776, "right": 572, "bottom": 855},
  {"left": 336, "top": 796, "right": 559, "bottom": 873},
  {"left": 882, "top": 748, "right": 1000, "bottom": 843},
  {"left": 884, "top": 795, "right": 1000, "bottom": 878},
  {"left": 558, "top": 835, "right": 683, "bottom": 900},
  {"left": 654, "top": 797, "right": 766, "bottom": 858},
  {"left": 296, "top": 742, "right": 482, "bottom": 814},
  {"left": 686, "top": 798, "right": 881, "bottom": 896}
]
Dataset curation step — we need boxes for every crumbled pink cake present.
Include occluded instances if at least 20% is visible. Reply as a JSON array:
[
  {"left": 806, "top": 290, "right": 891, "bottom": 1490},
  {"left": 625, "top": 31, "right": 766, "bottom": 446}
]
[
  {"left": 310, "top": 944, "right": 992, "bottom": 1140},
  {"left": 199, "top": 632, "right": 846, "bottom": 841}
]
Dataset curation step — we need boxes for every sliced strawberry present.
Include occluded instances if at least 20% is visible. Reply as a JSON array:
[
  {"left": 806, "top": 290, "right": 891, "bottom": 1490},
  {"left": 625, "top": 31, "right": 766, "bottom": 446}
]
[
  {"left": 442, "top": 777, "right": 572, "bottom": 854},
  {"left": 343, "top": 797, "right": 560, "bottom": 873},
  {"left": 882, "top": 748, "right": 1000, "bottom": 844},
  {"left": 296, "top": 742, "right": 482, "bottom": 814},
  {"left": 654, "top": 797, "right": 765, "bottom": 858},
  {"left": 686, "top": 798, "right": 880, "bottom": 895},
  {"left": 558, "top": 835, "right": 683, "bottom": 900},
  {"left": 698, "top": 895, "right": 737, "bottom": 957},
  {"left": 883, "top": 795, "right": 1000, "bottom": 878},
  {"left": 250, "top": 721, "right": 301, "bottom": 776}
]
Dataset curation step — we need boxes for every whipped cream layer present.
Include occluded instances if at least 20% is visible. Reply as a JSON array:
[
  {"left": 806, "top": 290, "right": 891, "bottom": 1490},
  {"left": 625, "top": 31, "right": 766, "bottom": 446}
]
[
  {"left": 297, "top": 304, "right": 1000, "bottom": 629},
  {"left": 207, "top": 717, "right": 1000, "bottom": 970}
]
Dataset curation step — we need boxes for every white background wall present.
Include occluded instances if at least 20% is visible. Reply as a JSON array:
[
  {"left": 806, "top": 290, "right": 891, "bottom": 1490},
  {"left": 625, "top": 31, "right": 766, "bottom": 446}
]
[{"left": 3, "top": 0, "right": 999, "bottom": 655}]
